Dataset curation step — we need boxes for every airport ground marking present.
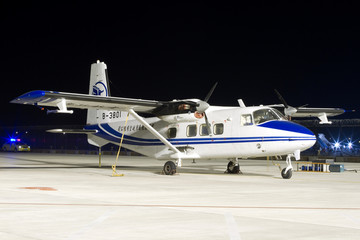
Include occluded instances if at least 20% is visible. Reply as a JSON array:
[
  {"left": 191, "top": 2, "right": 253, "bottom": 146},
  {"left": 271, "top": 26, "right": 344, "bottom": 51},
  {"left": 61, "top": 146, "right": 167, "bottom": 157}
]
[
  {"left": 1, "top": 202, "right": 360, "bottom": 211},
  {"left": 18, "top": 187, "right": 57, "bottom": 191}
]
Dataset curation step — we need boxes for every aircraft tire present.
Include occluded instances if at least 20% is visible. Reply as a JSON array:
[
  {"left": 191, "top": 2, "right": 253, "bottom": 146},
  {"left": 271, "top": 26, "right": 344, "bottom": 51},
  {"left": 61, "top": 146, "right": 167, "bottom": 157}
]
[
  {"left": 281, "top": 168, "right": 292, "bottom": 179},
  {"left": 227, "top": 161, "right": 240, "bottom": 174},
  {"left": 163, "top": 161, "right": 177, "bottom": 175}
]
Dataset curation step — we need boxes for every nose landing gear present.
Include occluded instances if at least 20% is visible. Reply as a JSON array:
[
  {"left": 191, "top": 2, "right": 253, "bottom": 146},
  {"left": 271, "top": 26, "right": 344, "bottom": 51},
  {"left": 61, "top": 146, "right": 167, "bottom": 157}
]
[
  {"left": 281, "top": 167, "right": 293, "bottom": 179},
  {"left": 281, "top": 153, "right": 294, "bottom": 179}
]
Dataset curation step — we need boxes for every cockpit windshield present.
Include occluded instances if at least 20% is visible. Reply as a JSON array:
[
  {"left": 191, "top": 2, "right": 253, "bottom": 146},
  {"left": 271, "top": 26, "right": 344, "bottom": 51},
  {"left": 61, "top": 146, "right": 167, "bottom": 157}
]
[
  {"left": 253, "top": 108, "right": 284, "bottom": 125},
  {"left": 272, "top": 108, "right": 286, "bottom": 119}
]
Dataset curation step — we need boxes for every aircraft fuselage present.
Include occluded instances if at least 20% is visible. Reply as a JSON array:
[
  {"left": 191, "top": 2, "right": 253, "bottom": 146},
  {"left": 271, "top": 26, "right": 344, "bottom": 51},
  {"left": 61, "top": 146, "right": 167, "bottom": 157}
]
[{"left": 85, "top": 106, "right": 316, "bottom": 160}]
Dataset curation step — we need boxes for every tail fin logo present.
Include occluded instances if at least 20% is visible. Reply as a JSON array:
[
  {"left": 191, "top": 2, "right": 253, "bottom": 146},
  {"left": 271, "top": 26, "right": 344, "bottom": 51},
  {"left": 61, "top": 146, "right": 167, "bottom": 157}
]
[{"left": 92, "top": 81, "right": 108, "bottom": 96}]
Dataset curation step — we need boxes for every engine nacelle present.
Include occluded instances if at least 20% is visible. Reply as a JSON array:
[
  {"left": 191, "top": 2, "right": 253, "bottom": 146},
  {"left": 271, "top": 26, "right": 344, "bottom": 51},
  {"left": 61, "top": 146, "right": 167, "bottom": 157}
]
[{"left": 159, "top": 112, "right": 204, "bottom": 123}]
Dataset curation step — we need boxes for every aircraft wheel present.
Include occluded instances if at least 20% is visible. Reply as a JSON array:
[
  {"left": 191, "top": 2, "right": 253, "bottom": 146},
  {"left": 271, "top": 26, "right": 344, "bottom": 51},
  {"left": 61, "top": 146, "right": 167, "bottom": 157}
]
[
  {"left": 227, "top": 161, "right": 240, "bottom": 174},
  {"left": 281, "top": 168, "right": 292, "bottom": 179},
  {"left": 163, "top": 161, "right": 177, "bottom": 175}
]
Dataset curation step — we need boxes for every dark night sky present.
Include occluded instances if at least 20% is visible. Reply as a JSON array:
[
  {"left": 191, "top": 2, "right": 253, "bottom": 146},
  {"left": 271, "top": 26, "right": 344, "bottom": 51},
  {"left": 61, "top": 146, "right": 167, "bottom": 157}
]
[{"left": 1, "top": 2, "right": 360, "bottom": 126}]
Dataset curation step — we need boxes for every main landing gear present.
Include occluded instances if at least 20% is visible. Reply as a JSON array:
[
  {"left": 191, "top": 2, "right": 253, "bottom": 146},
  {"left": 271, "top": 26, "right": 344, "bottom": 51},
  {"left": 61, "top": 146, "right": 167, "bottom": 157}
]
[
  {"left": 225, "top": 158, "right": 242, "bottom": 174},
  {"left": 163, "top": 159, "right": 243, "bottom": 175},
  {"left": 163, "top": 161, "right": 177, "bottom": 175}
]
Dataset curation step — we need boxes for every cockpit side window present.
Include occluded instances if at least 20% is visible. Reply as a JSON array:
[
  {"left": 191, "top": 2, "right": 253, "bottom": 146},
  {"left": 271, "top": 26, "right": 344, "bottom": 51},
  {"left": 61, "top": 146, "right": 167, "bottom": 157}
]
[{"left": 253, "top": 109, "right": 280, "bottom": 124}]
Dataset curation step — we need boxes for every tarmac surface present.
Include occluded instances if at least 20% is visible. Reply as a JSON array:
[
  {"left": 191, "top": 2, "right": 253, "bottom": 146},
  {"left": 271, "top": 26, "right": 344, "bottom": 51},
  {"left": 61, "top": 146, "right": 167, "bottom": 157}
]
[{"left": 0, "top": 152, "right": 360, "bottom": 240}]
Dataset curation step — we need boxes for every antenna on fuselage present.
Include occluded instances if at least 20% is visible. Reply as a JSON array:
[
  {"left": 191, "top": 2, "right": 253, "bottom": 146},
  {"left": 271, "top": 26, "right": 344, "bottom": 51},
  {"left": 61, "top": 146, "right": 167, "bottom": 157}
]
[{"left": 238, "top": 99, "right": 246, "bottom": 108}]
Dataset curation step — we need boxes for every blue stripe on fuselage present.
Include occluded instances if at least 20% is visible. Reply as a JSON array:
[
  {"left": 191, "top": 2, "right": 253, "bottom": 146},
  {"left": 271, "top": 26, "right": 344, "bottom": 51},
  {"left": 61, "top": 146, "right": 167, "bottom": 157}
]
[
  {"left": 258, "top": 120, "right": 314, "bottom": 136},
  {"left": 85, "top": 122, "right": 316, "bottom": 147}
]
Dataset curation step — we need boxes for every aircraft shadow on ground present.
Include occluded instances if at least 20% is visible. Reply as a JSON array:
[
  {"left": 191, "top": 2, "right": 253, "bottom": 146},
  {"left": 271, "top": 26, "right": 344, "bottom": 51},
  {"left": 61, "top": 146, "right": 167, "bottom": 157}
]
[
  {"left": 0, "top": 155, "right": 100, "bottom": 169},
  {"left": 0, "top": 154, "right": 276, "bottom": 177},
  {"left": 114, "top": 165, "right": 275, "bottom": 177}
]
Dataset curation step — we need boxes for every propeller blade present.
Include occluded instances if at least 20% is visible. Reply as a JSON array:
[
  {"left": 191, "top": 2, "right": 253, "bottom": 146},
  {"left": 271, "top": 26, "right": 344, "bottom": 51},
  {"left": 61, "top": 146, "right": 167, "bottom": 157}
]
[
  {"left": 298, "top": 104, "right": 309, "bottom": 108},
  {"left": 204, "top": 82, "right": 218, "bottom": 103},
  {"left": 204, "top": 113, "right": 212, "bottom": 136},
  {"left": 274, "top": 89, "right": 289, "bottom": 109},
  {"left": 203, "top": 82, "right": 218, "bottom": 136}
]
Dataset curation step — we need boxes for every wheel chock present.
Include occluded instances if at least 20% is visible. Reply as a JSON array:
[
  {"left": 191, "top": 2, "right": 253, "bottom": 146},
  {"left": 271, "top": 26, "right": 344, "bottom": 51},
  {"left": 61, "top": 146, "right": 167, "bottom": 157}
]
[{"left": 112, "top": 165, "right": 124, "bottom": 177}]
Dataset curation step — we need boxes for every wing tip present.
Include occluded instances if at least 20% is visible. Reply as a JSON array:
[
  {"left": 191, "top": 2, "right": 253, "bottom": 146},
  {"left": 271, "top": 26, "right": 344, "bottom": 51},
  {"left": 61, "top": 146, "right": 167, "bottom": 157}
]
[{"left": 10, "top": 90, "right": 46, "bottom": 104}]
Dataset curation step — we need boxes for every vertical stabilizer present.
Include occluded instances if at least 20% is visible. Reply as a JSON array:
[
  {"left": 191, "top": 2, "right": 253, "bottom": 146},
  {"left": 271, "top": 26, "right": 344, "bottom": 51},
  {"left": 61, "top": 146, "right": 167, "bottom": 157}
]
[
  {"left": 86, "top": 60, "right": 114, "bottom": 125},
  {"left": 89, "top": 60, "right": 109, "bottom": 97},
  {"left": 86, "top": 60, "right": 133, "bottom": 147}
]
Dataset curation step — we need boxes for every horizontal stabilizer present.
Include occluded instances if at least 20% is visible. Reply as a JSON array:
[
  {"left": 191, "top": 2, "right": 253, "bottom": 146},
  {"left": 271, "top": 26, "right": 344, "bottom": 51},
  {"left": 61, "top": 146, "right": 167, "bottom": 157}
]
[{"left": 46, "top": 129, "right": 98, "bottom": 134}]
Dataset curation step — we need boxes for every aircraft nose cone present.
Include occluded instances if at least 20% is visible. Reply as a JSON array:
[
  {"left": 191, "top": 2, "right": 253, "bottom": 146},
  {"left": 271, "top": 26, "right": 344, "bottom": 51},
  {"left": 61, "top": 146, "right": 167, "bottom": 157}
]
[
  {"left": 303, "top": 133, "right": 317, "bottom": 148},
  {"left": 258, "top": 120, "right": 316, "bottom": 150},
  {"left": 287, "top": 122, "right": 317, "bottom": 150}
]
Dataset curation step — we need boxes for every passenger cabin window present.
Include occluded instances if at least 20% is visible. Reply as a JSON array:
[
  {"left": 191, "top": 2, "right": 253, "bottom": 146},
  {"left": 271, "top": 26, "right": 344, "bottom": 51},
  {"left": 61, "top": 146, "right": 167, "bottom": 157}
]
[
  {"left": 241, "top": 114, "right": 253, "bottom": 126},
  {"left": 253, "top": 109, "right": 280, "bottom": 125},
  {"left": 200, "top": 124, "right": 210, "bottom": 136},
  {"left": 187, "top": 125, "right": 197, "bottom": 137},
  {"left": 214, "top": 123, "right": 224, "bottom": 135},
  {"left": 167, "top": 128, "right": 177, "bottom": 138}
]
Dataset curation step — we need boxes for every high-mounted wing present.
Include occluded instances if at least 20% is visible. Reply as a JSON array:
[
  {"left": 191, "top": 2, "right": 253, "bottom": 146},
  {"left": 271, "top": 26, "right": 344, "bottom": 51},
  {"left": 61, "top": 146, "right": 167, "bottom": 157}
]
[
  {"left": 11, "top": 90, "right": 212, "bottom": 117},
  {"left": 10, "top": 90, "right": 164, "bottom": 113},
  {"left": 291, "top": 107, "right": 345, "bottom": 117},
  {"left": 274, "top": 89, "right": 346, "bottom": 124}
]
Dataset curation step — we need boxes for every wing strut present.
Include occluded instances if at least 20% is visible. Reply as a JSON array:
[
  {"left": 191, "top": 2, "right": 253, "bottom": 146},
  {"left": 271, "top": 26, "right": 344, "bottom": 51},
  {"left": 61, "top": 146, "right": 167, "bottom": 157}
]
[{"left": 128, "top": 109, "right": 184, "bottom": 166}]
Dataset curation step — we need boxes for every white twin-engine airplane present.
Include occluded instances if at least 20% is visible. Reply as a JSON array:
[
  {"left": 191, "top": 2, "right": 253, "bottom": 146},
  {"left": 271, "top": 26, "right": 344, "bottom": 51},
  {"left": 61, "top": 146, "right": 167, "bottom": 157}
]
[{"left": 11, "top": 61, "right": 316, "bottom": 179}]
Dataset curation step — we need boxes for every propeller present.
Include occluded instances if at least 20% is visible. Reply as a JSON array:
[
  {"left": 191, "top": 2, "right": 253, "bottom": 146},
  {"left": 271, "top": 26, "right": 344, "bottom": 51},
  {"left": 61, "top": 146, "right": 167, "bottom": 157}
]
[
  {"left": 159, "top": 83, "right": 218, "bottom": 131},
  {"left": 196, "top": 82, "right": 218, "bottom": 135},
  {"left": 274, "top": 89, "right": 301, "bottom": 118}
]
